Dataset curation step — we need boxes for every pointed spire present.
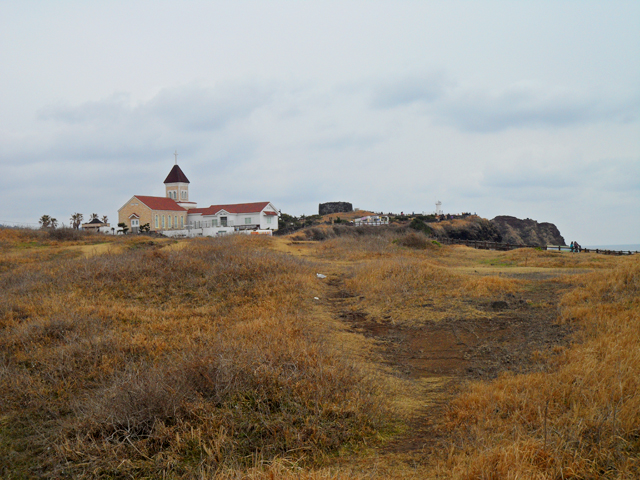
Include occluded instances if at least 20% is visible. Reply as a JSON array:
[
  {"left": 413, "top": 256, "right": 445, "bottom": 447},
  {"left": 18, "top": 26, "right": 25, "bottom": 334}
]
[{"left": 174, "top": 149, "right": 178, "bottom": 165}]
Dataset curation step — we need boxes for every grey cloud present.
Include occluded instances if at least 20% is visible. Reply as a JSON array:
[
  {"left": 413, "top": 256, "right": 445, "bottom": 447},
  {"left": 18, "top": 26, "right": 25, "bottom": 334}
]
[
  {"left": 368, "top": 76, "right": 639, "bottom": 132},
  {"left": 310, "top": 133, "right": 381, "bottom": 151},
  {"left": 30, "top": 83, "right": 276, "bottom": 164},
  {"left": 434, "top": 85, "right": 640, "bottom": 133},
  {"left": 39, "top": 93, "right": 133, "bottom": 125},
  {"left": 145, "top": 83, "right": 276, "bottom": 131},
  {"left": 39, "top": 83, "right": 275, "bottom": 132},
  {"left": 482, "top": 157, "right": 640, "bottom": 193},
  {"left": 483, "top": 168, "right": 579, "bottom": 190},
  {"left": 370, "top": 74, "right": 448, "bottom": 109}
]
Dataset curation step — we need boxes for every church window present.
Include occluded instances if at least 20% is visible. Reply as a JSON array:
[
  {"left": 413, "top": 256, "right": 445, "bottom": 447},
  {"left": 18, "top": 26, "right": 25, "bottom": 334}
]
[
  {"left": 180, "top": 216, "right": 184, "bottom": 228},
  {"left": 174, "top": 216, "right": 177, "bottom": 228},
  {"left": 168, "top": 215, "right": 172, "bottom": 228},
  {"left": 162, "top": 216, "right": 165, "bottom": 228},
  {"left": 155, "top": 215, "right": 159, "bottom": 228}
]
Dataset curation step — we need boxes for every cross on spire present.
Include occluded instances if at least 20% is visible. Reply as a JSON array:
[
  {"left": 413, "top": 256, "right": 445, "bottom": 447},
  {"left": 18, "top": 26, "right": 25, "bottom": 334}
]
[{"left": 174, "top": 150, "right": 178, "bottom": 165}]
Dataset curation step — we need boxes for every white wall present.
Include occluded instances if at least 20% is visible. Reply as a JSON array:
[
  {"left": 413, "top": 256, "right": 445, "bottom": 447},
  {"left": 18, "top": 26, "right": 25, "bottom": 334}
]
[
  {"left": 161, "top": 226, "right": 236, "bottom": 238},
  {"left": 185, "top": 204, "right": 279, "bottom": 231}
]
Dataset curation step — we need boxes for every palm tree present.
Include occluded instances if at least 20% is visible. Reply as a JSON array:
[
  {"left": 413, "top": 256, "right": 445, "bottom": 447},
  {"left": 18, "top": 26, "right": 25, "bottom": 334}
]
[
  {"left": 39, "top": 215, "right": 51, "bottom": 228},
  {"left": 70, "top": 212, "right": 83, "bottom": 230},
  {"left": 90, "top": 213, "right": 99, "bottom": 221},
  {"left": 50, "top": 218, "right": 58, "bottom": 229},
  {"left": 101, "top": 215, "right": 108, "bottom": 224}
]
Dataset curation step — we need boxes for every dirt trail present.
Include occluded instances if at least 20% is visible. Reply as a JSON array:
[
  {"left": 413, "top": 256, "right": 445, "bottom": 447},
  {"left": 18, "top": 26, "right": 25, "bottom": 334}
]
[
  {"left": 333, "top": 275, "right": 573, "bottom": 457},
  {"left": 271, "top": 237, "right": 577, "bottom": 458},
  {"left": 317, "top": 268, "right": 573, "bottom": 460}
]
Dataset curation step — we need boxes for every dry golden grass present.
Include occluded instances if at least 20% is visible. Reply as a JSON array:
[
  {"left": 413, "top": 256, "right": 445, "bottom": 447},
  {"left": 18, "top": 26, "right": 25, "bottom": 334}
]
[
  {"left": 0, "top": 234, "right": 394, "bottom": 478},
  {"left": 1, "top": 228, "right": 637, "bottom": 479},
  {"left": 329, "top": 237, "right": 524, "bottom": 324},
  {"left": 437, "top": 256, "right": 640, "bottom": 479}
]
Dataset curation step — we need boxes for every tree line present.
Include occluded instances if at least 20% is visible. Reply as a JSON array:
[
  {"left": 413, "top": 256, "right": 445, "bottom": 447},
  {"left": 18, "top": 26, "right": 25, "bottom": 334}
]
[{"left": 39, "top": 213, "right": 108, "bottom": 229}]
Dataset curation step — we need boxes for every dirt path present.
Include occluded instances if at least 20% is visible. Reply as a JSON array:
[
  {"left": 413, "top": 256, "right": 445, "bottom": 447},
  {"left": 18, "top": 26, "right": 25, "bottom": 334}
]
[
  {"left": 271, "top": 237, "right": 579, "bottom": 460},
  {"left": 314, "top": 262, "right": 574, "bottom": 460},
  {"left": 339, "top": 276, "right": 572, "bottom": 458}
]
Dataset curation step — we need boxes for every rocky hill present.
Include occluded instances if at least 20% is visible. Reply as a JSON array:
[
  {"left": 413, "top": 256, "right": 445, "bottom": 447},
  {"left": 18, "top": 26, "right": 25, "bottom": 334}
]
[
  {"left": 490, "top": 216, "right": 565, "bottom": 246},
  {"left": 430, "top": 216, "right": 503, "bottom": 242}
]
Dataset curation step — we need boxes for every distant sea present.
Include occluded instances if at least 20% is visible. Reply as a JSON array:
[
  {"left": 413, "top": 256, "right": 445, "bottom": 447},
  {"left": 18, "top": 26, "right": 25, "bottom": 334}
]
[{"left": 584, "top": 244, "right": 640, "bottom": 252}]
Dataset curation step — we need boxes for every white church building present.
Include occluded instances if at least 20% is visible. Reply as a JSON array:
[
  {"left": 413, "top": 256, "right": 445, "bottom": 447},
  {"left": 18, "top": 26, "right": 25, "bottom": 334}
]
[{"left": 118, "top": 157, "right": 278, "bottom": 237}]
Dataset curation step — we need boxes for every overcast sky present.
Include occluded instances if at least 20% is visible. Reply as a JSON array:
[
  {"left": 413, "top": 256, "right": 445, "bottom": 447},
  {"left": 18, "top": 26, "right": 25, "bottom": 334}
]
[{"left": 1, "top": 1, "right": 638, "bottom": 244}]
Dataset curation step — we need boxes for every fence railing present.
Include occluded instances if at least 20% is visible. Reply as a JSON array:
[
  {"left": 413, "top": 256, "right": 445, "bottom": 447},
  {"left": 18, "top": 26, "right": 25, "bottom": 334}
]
[
  {"left": 437, "top": 238, "right": 638, "bottom": 255},
  {"left": 437, "top": 238, "right": 530, "bottom": 251},
  {"left": 546, "top": 245, "right": 639, "bottom": 255}
]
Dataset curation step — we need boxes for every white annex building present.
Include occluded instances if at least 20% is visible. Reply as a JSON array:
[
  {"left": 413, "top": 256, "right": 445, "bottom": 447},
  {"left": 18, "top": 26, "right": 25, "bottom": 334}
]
[{"left": 118, "top": 156, "right": 278, "bottom": 236}]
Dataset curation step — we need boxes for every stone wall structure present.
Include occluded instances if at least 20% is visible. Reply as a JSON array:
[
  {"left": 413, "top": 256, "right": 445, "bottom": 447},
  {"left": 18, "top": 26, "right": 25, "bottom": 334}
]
[{"left": 319, "top": 202, "right": 353, "bottom": 216}]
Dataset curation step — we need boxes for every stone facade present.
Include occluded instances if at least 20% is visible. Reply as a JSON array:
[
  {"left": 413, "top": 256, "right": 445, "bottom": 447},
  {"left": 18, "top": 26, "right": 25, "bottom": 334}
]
[
  {"left": 118, "top": 196, "right": 188, "bottom": 232},
  {"left": 118, "top": 198, "right": 152, "bottom": 232},
  {"left": 319, "top": 201, "right": 353, "bottom": 216}
]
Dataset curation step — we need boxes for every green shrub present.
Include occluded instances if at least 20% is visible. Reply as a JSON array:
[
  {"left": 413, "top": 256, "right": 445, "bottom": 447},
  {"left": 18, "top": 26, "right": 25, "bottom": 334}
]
[{"left": 409, "top": 218, "right": 433, "bottom": 235}]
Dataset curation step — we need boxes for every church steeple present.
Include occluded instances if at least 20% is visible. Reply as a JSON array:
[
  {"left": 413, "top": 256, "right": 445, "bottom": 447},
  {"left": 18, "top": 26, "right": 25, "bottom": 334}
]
[
  {"left": 164, "top": 151, "right": 192, "bottom": 205},
  {"left": 164, "top": 164, "right": 190, "bottom": 184}
]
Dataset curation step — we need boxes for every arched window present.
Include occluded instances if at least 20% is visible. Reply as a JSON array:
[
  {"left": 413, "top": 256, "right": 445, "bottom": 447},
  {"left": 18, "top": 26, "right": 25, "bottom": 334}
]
[
  {"left": 155, "top": 215, "right": 159, "bottom": 228},
  {"left": 162, "top": 215, "right": 165, "bottom": 228}
]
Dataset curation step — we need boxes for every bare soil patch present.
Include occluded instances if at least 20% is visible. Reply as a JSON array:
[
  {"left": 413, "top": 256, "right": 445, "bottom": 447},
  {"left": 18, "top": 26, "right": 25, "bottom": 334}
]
[{"left": 323, "top": 270, "right": 575, "bottom": 457}]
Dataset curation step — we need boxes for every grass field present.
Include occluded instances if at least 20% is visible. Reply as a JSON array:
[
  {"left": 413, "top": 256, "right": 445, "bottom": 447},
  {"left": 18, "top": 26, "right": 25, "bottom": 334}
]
[{"left": 1, "top": 227, "right": 638, "bottom": 478}]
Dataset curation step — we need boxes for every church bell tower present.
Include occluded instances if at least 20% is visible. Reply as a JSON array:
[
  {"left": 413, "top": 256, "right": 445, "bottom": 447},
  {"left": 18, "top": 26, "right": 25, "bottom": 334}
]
[{"left": 164, "top": 150, "right": 196, "bottom": 209}]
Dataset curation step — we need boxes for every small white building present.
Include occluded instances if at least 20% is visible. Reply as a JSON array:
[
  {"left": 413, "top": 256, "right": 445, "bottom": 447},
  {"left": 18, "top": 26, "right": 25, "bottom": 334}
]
[
  {"left": 354, "top": 215, "right": 389, "bottom": 226},
  {"left": 183, "top": 202, "right": 279, "bottom": 237}
]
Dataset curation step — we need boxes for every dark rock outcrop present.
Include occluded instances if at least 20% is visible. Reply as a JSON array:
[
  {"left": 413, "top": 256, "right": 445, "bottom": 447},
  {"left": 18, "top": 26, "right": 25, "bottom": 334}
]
[
  {"left": 441, "top": 218, "right": 503, "bottom": 242},
  {"left": 319, "top": 202, "right": 353, "bottom": 216},
  {"left": 490, "top": 216, "right": 565, "bottom": 246}
]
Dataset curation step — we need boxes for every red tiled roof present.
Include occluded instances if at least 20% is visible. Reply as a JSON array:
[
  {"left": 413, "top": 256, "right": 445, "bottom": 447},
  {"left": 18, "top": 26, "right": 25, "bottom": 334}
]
[
  {"left": 186, "top": 207, "right": 208, "bottom": 214},
  {"left": 198, "top": 202, "right": 272, "bottom": 216},
  {"left": 135, "top": 196, "right": 187, "bottom": 212},
  {"left": 164, "top": 164, "right": 190, "bottom": 184}
]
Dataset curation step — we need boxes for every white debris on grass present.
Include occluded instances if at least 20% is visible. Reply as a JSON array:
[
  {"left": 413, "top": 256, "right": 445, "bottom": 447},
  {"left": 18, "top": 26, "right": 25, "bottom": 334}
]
[{"left": 316, "top": 273, "right": 327, "bottom": 279}]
